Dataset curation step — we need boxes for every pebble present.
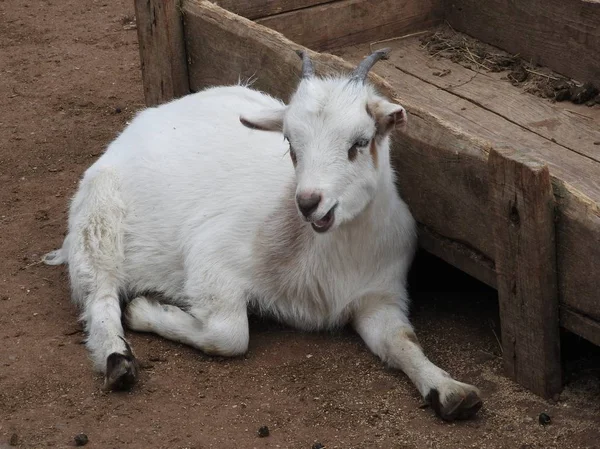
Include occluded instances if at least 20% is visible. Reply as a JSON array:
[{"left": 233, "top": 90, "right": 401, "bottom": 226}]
[
  {"left": 312, "top": 443, "right": 325, "bottom": 449},
  {"left": 257, "top": 426, "right": 270, "bottom": 438},
  {"left": 74, "top": 433, "right": 89, "bottom": 446},
  {"left": 538, "top": 412, "right": 551, "bottom": 426}
]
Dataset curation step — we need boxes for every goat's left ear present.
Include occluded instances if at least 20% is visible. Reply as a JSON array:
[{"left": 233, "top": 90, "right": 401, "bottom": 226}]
[
  {"left": 367, "top": 99, "right": 407, "bottom": 135},
  {"left": 239, "top": 106, "right": 286, "bottom": 132}
]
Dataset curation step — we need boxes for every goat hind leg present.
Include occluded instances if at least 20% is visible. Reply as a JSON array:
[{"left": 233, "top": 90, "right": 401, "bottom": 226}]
[
  {"left": 82, "top": 288, "right": 138, "bottom": 391},
  {"left": 68, "top": 168, "right": 138, "bottom": 390},
  {"left": 125, "top": 295, "right": 249, "bottom": 357}
]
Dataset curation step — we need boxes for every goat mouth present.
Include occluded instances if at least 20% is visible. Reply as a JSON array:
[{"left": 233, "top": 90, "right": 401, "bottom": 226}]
[{"left": 311, "top": 206, "right": 336, "bottom": 233}]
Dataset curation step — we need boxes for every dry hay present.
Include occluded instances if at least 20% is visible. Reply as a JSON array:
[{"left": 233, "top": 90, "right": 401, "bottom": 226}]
[{"left": 419, "top": 26, "right": 600, "bottom": 106}]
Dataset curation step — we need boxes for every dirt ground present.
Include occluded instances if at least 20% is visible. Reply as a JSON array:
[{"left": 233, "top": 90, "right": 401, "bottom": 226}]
[{"left": 1, "top": 1, "right": 599, "bottom": 448}]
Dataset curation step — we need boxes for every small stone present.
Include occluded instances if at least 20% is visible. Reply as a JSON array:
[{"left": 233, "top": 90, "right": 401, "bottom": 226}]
[
  {"left": 312, "top": 444, "right": 325, "bottom": 449},
  {"left": 74, "top": 433, "right": 89, "bottom": 446},
  {"left": 9, "top": 433, "right": 18, "bottom": 446},
  {"left": 538, "top": 412, "right": 551, "bottom": 426},
  {"left": 115, "top": 107, "right": 122, "bottom": 114},
  {"left": 257, "top": 426, "right": 270, "bottom": 438},
  {"left": 594, "top": 142, "right": 600, "bottom": 146}
]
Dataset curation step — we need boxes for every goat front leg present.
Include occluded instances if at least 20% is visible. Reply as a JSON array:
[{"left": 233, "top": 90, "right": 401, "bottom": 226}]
[{"left": 353, "top": 295, "right": 482, "bottom": 421}]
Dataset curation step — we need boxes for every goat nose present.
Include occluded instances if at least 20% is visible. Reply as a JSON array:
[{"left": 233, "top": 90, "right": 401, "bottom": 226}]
[{"left": 296, "top": 192, "right": 322, "bottom": 218}]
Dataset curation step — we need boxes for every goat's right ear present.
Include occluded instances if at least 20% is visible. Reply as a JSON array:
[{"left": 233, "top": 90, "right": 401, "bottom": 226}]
[{"left": 239, "top": 107, "right": 286, "bottom": 132}]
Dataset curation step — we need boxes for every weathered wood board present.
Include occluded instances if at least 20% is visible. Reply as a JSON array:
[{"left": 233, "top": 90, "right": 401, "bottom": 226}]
[
  {"left": 489, "top": 147, "right": 561, "bottom": 398},
  {"left": 134, "top": 0, "right": 190, "bottom": 107},
  {"left": 445, "top": 0, "right": 600, "bottom": 86},
  {"left": 255, "top": 0, "right": 444, "bottom": 51}
]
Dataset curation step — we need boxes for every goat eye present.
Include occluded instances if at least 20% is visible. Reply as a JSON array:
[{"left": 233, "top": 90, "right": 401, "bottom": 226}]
[
  {"left": 348, "top": 138, "right": 369, "bottom": 161},
  {"left": 289, "top": 146, "right": 297, "bottom": 166}
]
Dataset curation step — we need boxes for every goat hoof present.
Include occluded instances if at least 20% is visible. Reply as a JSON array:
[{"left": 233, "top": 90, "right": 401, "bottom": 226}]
[
  {"left": 104, "top": 352, "right": 139, "bottom": 391},
  {"left": 426, "top": 384, "right": 483, "bottom": 421}
]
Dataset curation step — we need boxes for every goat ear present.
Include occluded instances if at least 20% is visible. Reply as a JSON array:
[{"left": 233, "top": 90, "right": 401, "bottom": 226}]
[
  {"left": 367, "top": 99, "right": 407, "bottom": 135},
  {"left": 239, "top": 107, "right": 286, "bottom": 132}
]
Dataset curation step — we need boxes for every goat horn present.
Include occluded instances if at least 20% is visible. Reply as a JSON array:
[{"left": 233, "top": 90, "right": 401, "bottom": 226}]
[
  {"left": 295, "top": 49, "right": 315, "bottom": 79},
  {"left": 350, "top": 47, "right": 391, "bottom": 83}
]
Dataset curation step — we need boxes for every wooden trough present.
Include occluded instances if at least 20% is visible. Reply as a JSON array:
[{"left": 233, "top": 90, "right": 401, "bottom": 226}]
[{"left": 133, "top": 0, "right": 600, "bottom": 399}]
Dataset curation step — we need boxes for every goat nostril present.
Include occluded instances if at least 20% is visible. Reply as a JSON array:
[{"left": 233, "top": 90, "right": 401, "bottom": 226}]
[{"left": 296, "top": 192, "right": 322, "bottom": 217}]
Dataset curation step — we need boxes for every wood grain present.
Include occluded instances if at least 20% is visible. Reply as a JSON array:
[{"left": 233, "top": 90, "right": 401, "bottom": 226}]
[
  {"left": 213, "top": 0, "right": 333, "bottom": 20},
  {"left": 135, "top": 0, "right": 190, "bottom": 106},
  {"left": 256, "top": 0, "right": 443, "bottom": 51},
  {"left": 445, "top": 0, "right": 600, "bottom": 86},
  {"left": 489, "top": 147, "right": 561, "bottom": 398}
]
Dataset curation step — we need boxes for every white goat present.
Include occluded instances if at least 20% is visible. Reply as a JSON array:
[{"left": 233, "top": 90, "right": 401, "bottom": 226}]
[{"left": 43, "top": 49, "right": 482, "bottom": 421}]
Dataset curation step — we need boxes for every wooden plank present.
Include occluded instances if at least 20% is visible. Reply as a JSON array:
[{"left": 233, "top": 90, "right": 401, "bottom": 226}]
[
  {"left": 489, "top": 147, "right": 561, "bottom": 398},
  {"left": 561, "top": 307, "right": 600, "bottom": 348},
  {"left": 183, "top": 0, "right": 360, "bottom": 102},
  {"left": 556, "top": 193, "right": 600, "bottom": 322},
  {"left": 135, "top": 0, "right": 190, "bottom": 107},
  {"left": 256, "top": 0, "right": 444, "bottom": 51},
  {"left": 213, "top": 0, "right": 332, "bottom": 20},
  {"left": 181, "top": 0, "right": 600, "bottom": 344},
  {"left": 368, "top": 35, "right": 600, "bottom": 164},
  {"left": 445, "top": 0, "right": 600, "bottom": 86},
  {"left": 418, "top": 224, "right": 497, "bottom": 288}
]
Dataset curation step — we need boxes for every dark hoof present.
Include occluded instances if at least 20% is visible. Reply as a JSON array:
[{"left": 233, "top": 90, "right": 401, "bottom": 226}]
[
  {"left": 105, "top": 352, "right": 139, "bottom": 391},
  {"left": 427, "top": 388, "right": 483, "bottom": 421}
]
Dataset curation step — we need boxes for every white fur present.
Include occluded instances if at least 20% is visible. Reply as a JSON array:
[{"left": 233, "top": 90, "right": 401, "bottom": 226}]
[{"left": 45, "top": 67, "right": 480, "bottom": 415}]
